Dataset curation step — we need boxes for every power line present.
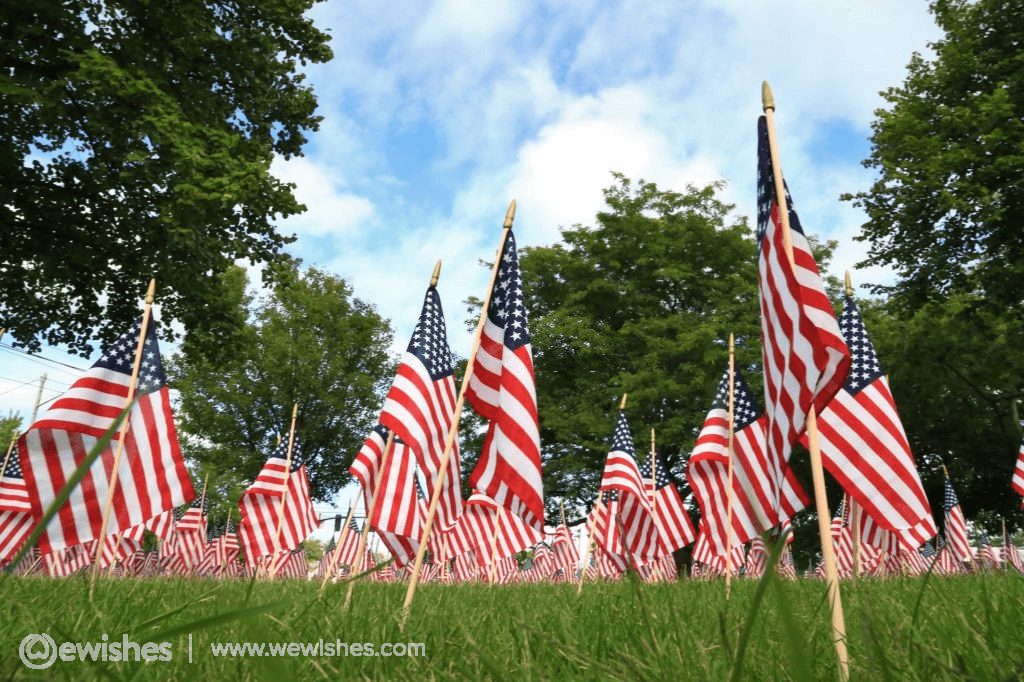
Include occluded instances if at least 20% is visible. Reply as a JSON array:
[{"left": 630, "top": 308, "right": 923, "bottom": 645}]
[
  {"left": 0, "top": 345, "right": 87, "bottom": 379},
  {"left": 0, "top": 376, "right": 67, "bottom": 398}
]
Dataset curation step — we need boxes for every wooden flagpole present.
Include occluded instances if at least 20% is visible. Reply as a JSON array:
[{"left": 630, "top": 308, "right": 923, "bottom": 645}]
[
  {"left": 578, "top": 490, "right": 604, "bottom": 593},
  {"left": 844, "top": 271, "right": 863, "bottom": 578},
  {"left": 487, "top": 504, "right": 506, "bottom": 585},
  {"left": 1, "top": 433, "right": 16, "bottom": 479},
  {"left": 185, "top": 475, "right": 209, "bottom": 577},
  {"left": 401, "top": 200, "right": 516, "bottom": 627},
  {"left": 763, "top": 81, "right": 849, "bottom": 681},
  {"left": 344, "top": 430, "right": 396, "bottom": 609},
  {"left": 725, "top": 333, "right": 736, "bottom": 598},
  {"left": 91, "top": 278, "right": 157, "bottom": 580},
  {"left": 218, "top": 515, "right": 231, "bottom": 576},
  {"left": 648, "top": 428, "right": 665, "bottom": 583},
  {"left": 319, "top": 504, "right": 356, "bottom": 592},
  {"left": 267, "top": 402, "right": 299, "bottom": 579}
]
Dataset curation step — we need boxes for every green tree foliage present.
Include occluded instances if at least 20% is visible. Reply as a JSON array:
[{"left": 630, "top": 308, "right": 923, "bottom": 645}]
[
  {"left": 167, "top": 265, "right": 394, "bottom": 503},
  {"left": 519, "top": 175, "right": 764, "bottom": 520},
  {"left": 844, "top": 0, "right": 1024, "bottom": 533},
  {"left": 0, "top": 412, "right": 22, "bottom": 460},
  {"left": 0, "top": 0, "right": 333, "bottom": 357},
  {"left": 845, "top": 0, "right": 1024, "bottom": 312}
]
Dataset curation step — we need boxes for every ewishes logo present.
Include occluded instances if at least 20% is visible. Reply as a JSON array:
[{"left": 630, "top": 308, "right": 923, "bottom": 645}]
[
  {"left": 19, "top": 633, "right": 57, "bottom": 670},
  {"left": 18, "top": 633, "right": 173, "bottom": 669}
]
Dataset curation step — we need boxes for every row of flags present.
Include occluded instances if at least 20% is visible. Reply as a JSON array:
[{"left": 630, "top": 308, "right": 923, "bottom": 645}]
[{"left": 3, "top": 104, "right": 1024, "bottom": 592}]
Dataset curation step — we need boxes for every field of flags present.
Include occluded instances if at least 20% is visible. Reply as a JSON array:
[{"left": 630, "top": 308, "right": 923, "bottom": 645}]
[{"left": 1, "top": 86, "right": 1023, "bottom": 676}]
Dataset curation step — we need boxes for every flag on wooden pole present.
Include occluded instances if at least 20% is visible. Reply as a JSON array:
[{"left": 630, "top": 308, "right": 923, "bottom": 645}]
[
  {"left": 465, "top": 230, "right": 544, "bottom": 534},
  {"left": 19, "top": 316, "right": 194, "bottom": 553},
  {"left": 380, "top": 280, "right": 463, "bottom": 531}
]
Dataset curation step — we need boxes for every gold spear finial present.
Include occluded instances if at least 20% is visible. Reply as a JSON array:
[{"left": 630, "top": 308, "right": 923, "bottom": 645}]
[
  {"left": 145, "top": 278, "right": 156, "bottom": 305},
  {"left": 845, "top": 270, "right": 853, "bottom": 298},
  {"left": 431, "top": 260, "right": 442, "bottom": 287},
  {"left": 729, "top": 333, "right": 735, "bottom": 354},
  {"left": 762, "top": 81, "right": 775, "bottom": 112},
  {"left": 503, "top": 199, "right": 516, "bottom": 229},
  {"left": 619, "top": 393, "right": 628, "bottom": 410}
]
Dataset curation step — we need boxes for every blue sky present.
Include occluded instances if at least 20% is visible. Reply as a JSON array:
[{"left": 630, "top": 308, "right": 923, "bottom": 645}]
[{"left": 1, "top": 0, "right": 943, "bottom": 535}]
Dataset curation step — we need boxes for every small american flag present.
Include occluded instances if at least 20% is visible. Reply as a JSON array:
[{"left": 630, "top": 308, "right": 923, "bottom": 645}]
[
  {"left": 0, "top": 445, "right": 34, "bottom": 563},
  {"left": 756, "top": 116, "right": 850, "bottom": 504},
  {"left": 689, "top": 366, "right": 809, "bottom": 557},
  {"left": 942, "top": 477, "right": 971, "bottom": 562},
  {"left": 19, "top": 317, "right": 194, "bottom": 553},
  {"left": 444, "top": 492, "right": 541, "bottom": 567},
  {"left": 638, "top": 448, "right": 696, "bottom": 552},
  {"left": 238, "top": 434, "right": 318, "bottom": 563},
  {"left": 380, "top": 284, "right": 462, "bottom": 531},
  {"left": 1013, "top": 437, "right": 1024, "bottom": 506},
  {"left": 813, "top": 295, "right": 936, "bottom": 546},
  {"left": 551, "top": 523, "right": 579, "bottom": 577},
  {"left": 466, "top": 230, "right": 544, "bottom": 534},
  {"left": 174, "top": 494, "right": 208, "bottom": 571},
  {"left": 599, "top": 410, "right": 665, "bottom": 560}
]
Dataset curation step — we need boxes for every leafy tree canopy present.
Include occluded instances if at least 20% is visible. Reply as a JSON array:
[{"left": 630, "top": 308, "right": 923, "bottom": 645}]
[
  {"left": 167, "top": 264, "right": 394, "bottom": 504},
  {"left": 0, "top": 0, "right": 333, "bottom": 357},
  {"left": 845, "top": 0, "right": 1024, "bottom": 313}
]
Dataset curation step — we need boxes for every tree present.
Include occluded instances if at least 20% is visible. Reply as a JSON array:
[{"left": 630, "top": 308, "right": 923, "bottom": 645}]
[
  {"left": 845, "top": 0, "right": 1024, "bottom": 313},
  {"left": 843, "top": 0, "right": 1024, "bottom": 534},
  {"left": 518, "top": 175, "right": 765, "bottom": 522},
  {"left": 0, "top": 1, "right": 333, "bottom": 357},
  {"left": 167, "top": 264, "right": 394, "bottom": 503},
  {"left": 0, "top": 413, "right": 21, "bottom": 461}
]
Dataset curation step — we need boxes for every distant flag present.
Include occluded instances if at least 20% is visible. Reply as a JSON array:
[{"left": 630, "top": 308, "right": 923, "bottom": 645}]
[
  {"left": 368, "top": 438, "right": 425, "bottom": 568},
  {"left": 978, "top": 536, "right": 1001, "bottom": 568},
  {"left": 744, "top": 535, "right": 768, "bottom": 579},
  {"left": 587, "top": 490, "right": 628, "bottom": 573},
  {"left": 1013, "top": 437, "right": 1024, "bottom": 506},
  {"left": 551, "top": 523, "right": 579, "bottom": 578},
  {"left": 316, "top": 536, "right": 337, "bottom": 579},
  {"left": 349, "top": 425, "right": 390, "bottom": 504},
  {"left": 689, "top": 366, "right": 809, "bottom": 556},
  {"left": 812, "top": 294, "right": 936, "bottom": 546},
  {"left": 755, "top": 115, "right": 850, "bottom": 495},
  {"left": 444, "top": 492, "right": 541, "bottom": 567},
  {"left": 335, "top": 516, "right": 362, "bottom": 569},
  {"left": 830, "top": 496, "right": 854, "bottom": 577},
  {"left": 935, "top": 535, "right": 962, "bottom": 575},
  {"left": 465, "top": 231, "right": 544, "bottom": 534},
  {"left": 942, "top": 476, "right": 972, "bottom": 562},
  {"left": 0, "top": 444, "right": 34, "bottom": 564},
  {"left": 1004, "top": 525, "right": 1023, "bottom": 574},
  {"left": 639, "top": 448, "right": 696, "bottom": 552},
  {"left": 379, "top": 283, "right": 462, "bottom": 531},
  {"left": 18, "top": 318, "right": 194, "bottom": 553},
  {"left": 174, "top": 493, "right": 208, "bottom": 570},
  {"left": 599, "top": 410, "right": 665, "bottom": 560},
  {"left": 238, "top": 434, "right": 318, "bottom": 563}
]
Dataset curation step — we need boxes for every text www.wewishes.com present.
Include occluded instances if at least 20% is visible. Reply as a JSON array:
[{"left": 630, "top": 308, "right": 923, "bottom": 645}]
[{"left": 210, "top": 640, "right": 425, "bottom": 658}]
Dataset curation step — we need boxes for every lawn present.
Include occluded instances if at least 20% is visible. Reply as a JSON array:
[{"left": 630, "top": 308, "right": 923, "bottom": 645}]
[{"left": 0, "top": 573, "right": 1021, "bottom": 680}]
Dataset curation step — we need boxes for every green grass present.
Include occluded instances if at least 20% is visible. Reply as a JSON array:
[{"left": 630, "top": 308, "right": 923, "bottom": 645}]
[{"left": 0, "top": 573, "right": 1022, "bottom": 680}]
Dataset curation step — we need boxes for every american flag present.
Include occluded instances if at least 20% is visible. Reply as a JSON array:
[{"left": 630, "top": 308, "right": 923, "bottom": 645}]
[
  {"left": 368, "top": 438, "right": 425, "bottom": 568},
  {"left": 380, "top": 284, "right": 462, "bottom": 531},
  {"left": 316, "top": 536, "right": 337, "bottom": 579},
  {"left": 599, "top": 410, "right": 665, "bottom": 560},
  {"left": 349, "top": 424, "right": 390, "bottom": 500},
  {"left": 466, "top": 231, "right": 544, "bottom": 534},
  {"left": 334, "top": 516, "right": 362, "bottom": 569},
  {"left": 934, "top": 535, "right": 963, "bottom": 575},
  {"left": 551, "top": 523, "right": 579, "bottom": 577},
  {"left": 1013, "top": 437, "right": 1024, "bottom": 505},
  {"left": 813, "top": 295, "right": 936, "bottom": 545},
  {"left": 689, "top": 366, "right": 809, "bottom": 556},
  {"left": 530, "top": 542, "right": 556, "bottom": 579},
  {"left": 174, "top": 494, "right": 208, "bottom": 570},
  {"left": 638, "top": 448, "right": 696, "bottom": 552},
  {"left": 18, "top": 317, "right": 195, "bottom": 553},
  {"left": 271, "top": 545, "right": 308, "bottom": 579},
  {"left": 445, "top": 492, "right": 541, "bottom": 567},
  {"left": 238, "top": 434, "right": 318, "bottom": 563},
  {"left": 744, "top": 535, "right": 768, "bottom": 578},
  {"left": 756, "top": 116, "right": 850, "bottom": 499},
  {"left": 830, "top": 496, "right": 854, "bottom": 577},
  {"left": 0, "top": 444, "right": 34, "bottom": 564},
  {"left": 587, "top": 490, "right": 628, "bottom": 572},
  {"left": 1004, "top": 527, "right": 1023, "bottom": 574},
  {"left": 43, "top": 544, "right": 92, "bottom": 577},
  {"left": 978, "top": 536, "right": 1001, "bottom": 568},
  {"left": 942, "top": 477, "right": 971, "bottom": 562}
]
